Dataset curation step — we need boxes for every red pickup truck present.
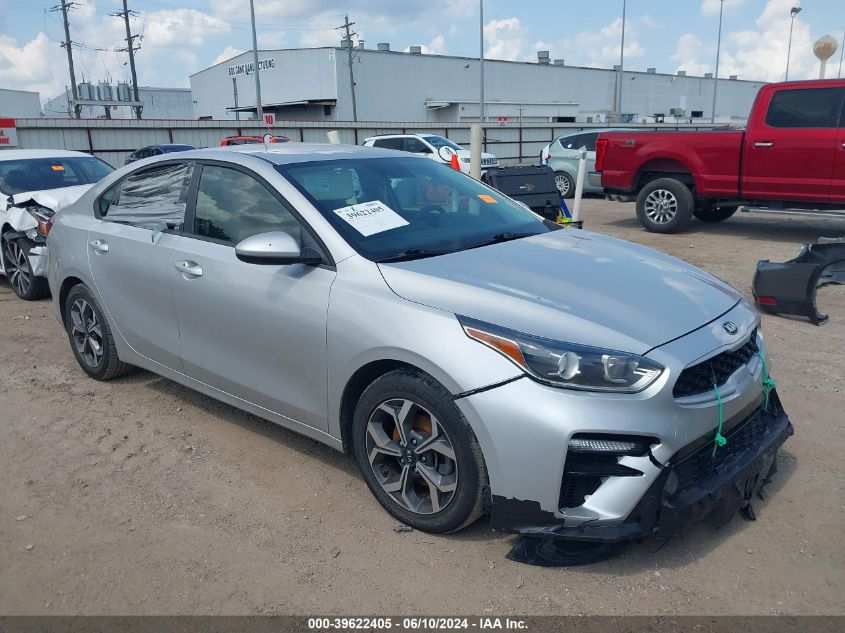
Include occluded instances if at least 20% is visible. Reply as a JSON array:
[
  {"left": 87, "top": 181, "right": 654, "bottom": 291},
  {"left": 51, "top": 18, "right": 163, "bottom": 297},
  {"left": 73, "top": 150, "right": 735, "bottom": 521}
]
[{"left": 595, "top": 79, "right": 845, "bottom": 233}]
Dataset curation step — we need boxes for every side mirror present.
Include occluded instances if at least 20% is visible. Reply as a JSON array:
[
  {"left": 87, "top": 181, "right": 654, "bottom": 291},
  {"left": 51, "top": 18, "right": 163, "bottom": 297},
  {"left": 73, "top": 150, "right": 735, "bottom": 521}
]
[
  {"left": 438, "top": 146, "right": 457, "bottom": 162},
  {"left": 235, "top": 231, "right": 322, "bottom": 266}
]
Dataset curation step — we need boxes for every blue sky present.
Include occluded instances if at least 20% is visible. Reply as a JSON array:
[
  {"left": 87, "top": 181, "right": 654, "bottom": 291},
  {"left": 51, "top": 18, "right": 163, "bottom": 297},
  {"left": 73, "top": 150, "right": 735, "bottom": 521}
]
[{"left": 1, "top": 0, "right": 843, "bottom": 102}]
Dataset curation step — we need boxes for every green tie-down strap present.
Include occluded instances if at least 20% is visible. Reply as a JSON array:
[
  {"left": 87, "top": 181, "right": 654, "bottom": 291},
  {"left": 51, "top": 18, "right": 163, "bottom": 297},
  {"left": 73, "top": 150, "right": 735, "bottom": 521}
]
[
  {"left": 712, "top": 383, "right": 727, "bottom": 456},
  {"left": 756, "top": 351, "right": 776, "bottom": 411}
]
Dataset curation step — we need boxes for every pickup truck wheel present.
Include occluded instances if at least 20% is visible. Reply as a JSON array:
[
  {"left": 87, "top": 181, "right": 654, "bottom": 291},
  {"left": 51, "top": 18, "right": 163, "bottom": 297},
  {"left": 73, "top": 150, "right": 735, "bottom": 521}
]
[
  {"left": 636, "top": 178, "right": 694, "bottom": 233},
  {"left": 694, "top": 205, "right": 738, "bottom": 223},
  {"left": 554, "top": 172, "right": 575, "bottom": 198}
]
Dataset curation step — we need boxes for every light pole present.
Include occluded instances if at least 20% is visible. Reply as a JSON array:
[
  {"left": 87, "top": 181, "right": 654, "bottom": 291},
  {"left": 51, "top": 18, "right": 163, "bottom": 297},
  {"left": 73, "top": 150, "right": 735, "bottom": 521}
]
[
  {"left": 249, "top": 0, "right": 263, "bottom": 121},
  {"left": 785, "top": 6, "right": 801, "bottom": 81},
  {"left": 616, "top": 0, "right": 627, "bottom": 116},
  {"left": 479, "top": 0, "right": 485, "bottom": 123},
  {"left": 711, "top": 0, "right": 724, "bottom": 123},
  {"left": 838, "top": 28, "right": 844, "bottom": 78}
]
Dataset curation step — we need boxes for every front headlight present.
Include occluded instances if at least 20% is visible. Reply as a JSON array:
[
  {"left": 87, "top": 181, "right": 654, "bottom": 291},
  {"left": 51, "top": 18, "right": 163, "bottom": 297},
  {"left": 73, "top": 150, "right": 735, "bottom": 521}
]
[{"left": 458, "top": 316, "right": 664, "bottom": 393}]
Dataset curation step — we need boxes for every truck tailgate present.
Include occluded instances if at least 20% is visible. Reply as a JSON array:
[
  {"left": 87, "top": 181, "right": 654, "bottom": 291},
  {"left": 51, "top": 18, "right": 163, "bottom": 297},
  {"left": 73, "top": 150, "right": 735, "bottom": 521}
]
[{"left": 599, "top": 130, "right": 745, "bottom": 197}]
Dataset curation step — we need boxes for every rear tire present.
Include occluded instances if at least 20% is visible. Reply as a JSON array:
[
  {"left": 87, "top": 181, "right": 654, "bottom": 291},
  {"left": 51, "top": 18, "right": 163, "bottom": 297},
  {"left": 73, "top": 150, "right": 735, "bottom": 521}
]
[
  {"left": 352, "top": 368, "right": 487, "bottom": 533},
  {"left": 2, "top": 237, "right": 49, "bottom": 301},
  {"left": 64, "top": 284, "right": 133, "bottom": 381},
  {"left": 694, "top": 205, "right": 738, "bottom": 223},
  {"left": 636, "top": 178, "right": 694, "bottom": 233}
]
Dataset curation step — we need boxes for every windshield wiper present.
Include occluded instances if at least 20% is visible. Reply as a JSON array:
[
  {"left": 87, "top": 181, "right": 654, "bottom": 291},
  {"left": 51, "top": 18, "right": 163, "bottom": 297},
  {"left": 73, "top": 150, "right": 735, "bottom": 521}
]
[
  {"left": 375, "top": 248, "right": 447, "bottom": 263},
  {"left": 459, "top": 232, "right": 536, "bottom": 252}
]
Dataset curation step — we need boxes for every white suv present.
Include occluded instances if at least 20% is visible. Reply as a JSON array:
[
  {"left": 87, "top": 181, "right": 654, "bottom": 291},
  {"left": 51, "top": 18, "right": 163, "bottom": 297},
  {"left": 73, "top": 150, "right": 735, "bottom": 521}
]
[{"left": 362, "top": 134, "right": 499, "bottom": 175}]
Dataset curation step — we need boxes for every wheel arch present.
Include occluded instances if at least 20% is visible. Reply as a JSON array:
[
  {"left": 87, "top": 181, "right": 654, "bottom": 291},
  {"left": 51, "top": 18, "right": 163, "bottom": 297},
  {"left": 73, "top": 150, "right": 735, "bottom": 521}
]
[
  {"left": 58, "top": 276, "right": 86, "bottom": 325},
  {"left": 634, "top": 158, "right": 696, "bottom": 193}
]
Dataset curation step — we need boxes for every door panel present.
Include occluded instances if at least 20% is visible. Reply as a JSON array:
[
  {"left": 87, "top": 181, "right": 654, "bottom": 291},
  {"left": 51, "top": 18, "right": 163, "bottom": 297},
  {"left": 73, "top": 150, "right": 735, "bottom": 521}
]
[
  {"left": 833, "top": 100, "right": 845, "bottom": 202},
  {"left": 172, "top": 163, "right": 335, "bottom": 429},
  {"left": 87, "top": 162, "right": 193, "bottom": 370},
  {"left": 742, "top": 87, "right": 841, "bottom": 202}
]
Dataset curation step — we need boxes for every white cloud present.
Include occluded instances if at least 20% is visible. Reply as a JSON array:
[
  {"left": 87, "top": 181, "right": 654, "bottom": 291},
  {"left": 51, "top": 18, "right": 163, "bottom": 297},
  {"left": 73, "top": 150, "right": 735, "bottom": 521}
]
[
  {"left": 483, "top": 17, "right": 527, "bottom": 61},
  {"left": 701, "top": 0, "right": 747, "bottom": 16},
  {"left": 673, "top": 33, "right": 713, "bottom": 75},
  {"left": 213, "top": 46, "right": 245, "bottom": 66}
]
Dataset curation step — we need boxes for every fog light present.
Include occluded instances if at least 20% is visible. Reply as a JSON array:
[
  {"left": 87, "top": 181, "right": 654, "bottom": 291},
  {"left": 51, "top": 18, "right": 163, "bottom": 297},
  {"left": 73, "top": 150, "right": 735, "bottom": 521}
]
[{"left": 568, "top": 434, "right": 655, "bottom": 456}]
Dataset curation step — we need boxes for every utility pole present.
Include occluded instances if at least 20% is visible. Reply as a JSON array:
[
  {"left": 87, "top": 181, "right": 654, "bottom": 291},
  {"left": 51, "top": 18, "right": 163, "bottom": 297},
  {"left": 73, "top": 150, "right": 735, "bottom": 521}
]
[
  {"left": 617, "top": 0, "right": 627, "bottom": 116},
  {"left": 52, "top": 0, "right": 80, "bottom": 118},
  {"left": 711, "top": 0, "right": 724, "bottom": 123},
  {"left": 479, "top": 0, "right": 485, "bottom": 124},
  {"left": 112, "top": 0, "right": 142, "bottom": 119},
  {"left": 336, "top": 16, "right": 358, "bottom": 121},
  {"left": 249, "top": 0, "right": 263, "bottom": 121},
  {"left": 838, "top": 28, "right": 844, "bottom": 78}
]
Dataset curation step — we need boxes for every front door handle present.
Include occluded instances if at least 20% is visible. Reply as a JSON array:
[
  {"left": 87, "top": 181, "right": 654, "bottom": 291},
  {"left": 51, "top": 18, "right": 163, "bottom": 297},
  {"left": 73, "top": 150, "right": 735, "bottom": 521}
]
[
  {"left": 88, "top": 239, "right": 109, "bottom": 253},
  {"left": 754, "top": 141, "right": 774, "bottom": 148},
  {"left": 175, "top": 261, "right": 203, "bottom": 277}
]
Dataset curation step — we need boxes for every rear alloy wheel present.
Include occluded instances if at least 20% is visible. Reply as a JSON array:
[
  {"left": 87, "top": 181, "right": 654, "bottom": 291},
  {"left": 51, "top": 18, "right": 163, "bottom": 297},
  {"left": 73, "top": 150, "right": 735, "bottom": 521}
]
[
  {"left": 694, "top": 205, "right": 738, "bottom": 223},
  {"left": 554, "top": 171, "right": 575, "bottom": 198},
  {"left": 64, "top": 284, "right": 132, "bottom": 380},
  {"left": 2, "top": 237, "right": 49, "bottom": 300},
  {"left": 352, "top": 369, "right": 487, "bottom": 533},
  {"left": 635, "top": 178, "right": 694, "bottom": 233}
]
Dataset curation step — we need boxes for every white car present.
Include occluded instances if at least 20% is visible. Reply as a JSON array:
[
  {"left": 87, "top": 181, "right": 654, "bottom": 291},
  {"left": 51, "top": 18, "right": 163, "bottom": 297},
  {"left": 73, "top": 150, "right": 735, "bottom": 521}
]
[
  {"left": 362, "top": 134, "right": 498, "bottom": 175},
  {"left": 0, "top": 149, "right": 113, "bottom": 300}
]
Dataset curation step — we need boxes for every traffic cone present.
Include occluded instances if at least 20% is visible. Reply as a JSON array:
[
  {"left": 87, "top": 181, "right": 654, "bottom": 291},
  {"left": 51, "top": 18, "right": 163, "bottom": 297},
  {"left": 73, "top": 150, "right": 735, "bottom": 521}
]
[{"left": 450, "top": 152, "right": 461, "bottom": 171}]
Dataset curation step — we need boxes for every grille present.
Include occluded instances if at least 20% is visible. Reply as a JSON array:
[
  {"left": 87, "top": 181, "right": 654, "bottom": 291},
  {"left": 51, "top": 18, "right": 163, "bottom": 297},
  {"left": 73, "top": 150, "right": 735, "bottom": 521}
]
[
  {"left": 673, "top": 329, "right": 759, "bottom": 398},
  {"left": 671, "top": 399, "right": 781, "bottom": 492}
]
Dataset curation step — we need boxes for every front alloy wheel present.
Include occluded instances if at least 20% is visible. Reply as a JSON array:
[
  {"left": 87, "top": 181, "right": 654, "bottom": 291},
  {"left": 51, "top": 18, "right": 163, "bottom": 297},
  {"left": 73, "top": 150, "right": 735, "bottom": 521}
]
[
  {"left": 366, "top": 398, "right": 458, "bottom": 514},
  {"left": 352, "top": 369, "right": 487, "bottom": 533},
  {"left": 2, "top": 237, "right": 49, "bottom": 300}
]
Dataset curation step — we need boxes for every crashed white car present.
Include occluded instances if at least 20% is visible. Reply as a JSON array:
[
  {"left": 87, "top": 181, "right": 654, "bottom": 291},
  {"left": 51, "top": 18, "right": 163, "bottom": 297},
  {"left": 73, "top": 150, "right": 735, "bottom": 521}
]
[{"left": 1, "top": 149, "right": 113, "bottom": 300}]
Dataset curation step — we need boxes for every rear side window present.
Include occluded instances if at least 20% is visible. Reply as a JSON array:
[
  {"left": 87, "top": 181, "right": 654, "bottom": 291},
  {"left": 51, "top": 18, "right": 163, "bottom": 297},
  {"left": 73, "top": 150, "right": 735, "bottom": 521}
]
[
  {"left": 765, "top": 88, "right": 841, "bottom": 128},
  {"left": 372, "top": 138, "right": 403, "bottom": 150},
  {"left": 98, "top": 162, "right": 193, "bottom": 228},
  {"left": 192, "top": 165, "right": 301, "bottom": 245}
]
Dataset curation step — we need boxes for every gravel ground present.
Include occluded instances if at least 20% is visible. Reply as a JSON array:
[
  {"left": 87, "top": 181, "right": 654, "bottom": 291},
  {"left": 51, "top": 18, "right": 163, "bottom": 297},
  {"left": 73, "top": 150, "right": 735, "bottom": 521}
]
[{"left": 1, "top": 199, "right": 842, "bottom": 615}]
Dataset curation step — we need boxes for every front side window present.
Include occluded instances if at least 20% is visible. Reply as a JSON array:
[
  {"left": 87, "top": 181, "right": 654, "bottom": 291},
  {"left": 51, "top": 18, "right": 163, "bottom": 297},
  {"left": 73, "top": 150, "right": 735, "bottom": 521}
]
[
  {"left": 99, "top": 162, "right": 193, "bottom": 228},
  {"left": 765, "top": 88, "right": 842, "bottom": 128},
  {"left": 403, "top": 138, "right": 431, "bottom": 154},
  {"left": 0, "top": 156, "right": 113, "bottom": 195},
  {"left": 192, "top": 165, "right": 301, "bottom": 245},
  {"left": 279, "top": 157, "right": 555, "bottom": 262}
]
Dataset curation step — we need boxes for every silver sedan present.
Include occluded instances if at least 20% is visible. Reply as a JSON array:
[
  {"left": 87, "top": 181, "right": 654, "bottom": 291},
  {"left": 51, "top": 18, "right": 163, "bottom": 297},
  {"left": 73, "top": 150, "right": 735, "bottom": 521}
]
[{"left": 47, "top": 144, "right": 792, "bottom": 542}]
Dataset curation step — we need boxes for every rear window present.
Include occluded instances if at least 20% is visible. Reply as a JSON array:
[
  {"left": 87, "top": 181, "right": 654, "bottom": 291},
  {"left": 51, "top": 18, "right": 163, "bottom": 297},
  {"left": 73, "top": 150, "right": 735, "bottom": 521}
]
[
  {"left": 765, "top": 88, "right": 842, "bottom": 128},
  {"left": 371, "top": 138, "right": 404, "bottom": 151},
  {"left": 0, "top": 156, "right": 113, "bottom": 195}
]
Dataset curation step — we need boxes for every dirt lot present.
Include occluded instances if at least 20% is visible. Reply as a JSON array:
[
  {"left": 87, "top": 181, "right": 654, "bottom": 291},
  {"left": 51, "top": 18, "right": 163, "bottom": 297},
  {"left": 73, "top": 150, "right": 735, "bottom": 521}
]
[{"left": 1, "top": 200, "right": 843, "bottom": 616}]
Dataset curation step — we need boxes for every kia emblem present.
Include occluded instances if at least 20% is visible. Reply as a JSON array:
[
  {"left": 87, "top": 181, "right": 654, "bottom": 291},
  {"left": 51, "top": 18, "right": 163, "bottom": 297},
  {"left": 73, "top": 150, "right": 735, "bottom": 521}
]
[{"left": 723, "top": 321, "right": 738, "bottom": 335}]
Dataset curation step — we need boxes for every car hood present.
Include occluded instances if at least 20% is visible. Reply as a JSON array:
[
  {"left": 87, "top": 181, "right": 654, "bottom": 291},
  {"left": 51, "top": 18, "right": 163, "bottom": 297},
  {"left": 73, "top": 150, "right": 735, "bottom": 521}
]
[
  {"left": 8, "top": 184, "right": 94, "bottom": 211},
  {"left": 378, "top": 230, "right": 741, "bottom": 355}
]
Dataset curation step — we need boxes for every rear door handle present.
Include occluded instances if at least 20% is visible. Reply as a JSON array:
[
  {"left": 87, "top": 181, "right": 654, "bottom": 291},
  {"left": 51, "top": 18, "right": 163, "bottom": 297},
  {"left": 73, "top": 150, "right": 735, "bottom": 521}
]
[
  {"left": 754, "top": 141, "right": 774, "bottom": 148},
  {"left": 88, "top": 239, "right": 109, "bottom": 253},
  {"left": 175, "top": 261, "right": 203, "bottom": 277}
]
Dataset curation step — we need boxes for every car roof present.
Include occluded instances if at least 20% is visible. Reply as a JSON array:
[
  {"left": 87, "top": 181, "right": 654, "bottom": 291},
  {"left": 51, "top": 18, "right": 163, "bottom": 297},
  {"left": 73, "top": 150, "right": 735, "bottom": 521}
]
[
  {"left": 363, "top": 134, "right": 423, "bottom": 140},
  {"left": 0, "top": 149, "right": 93, "bottom": 161},
  {"left": 154, "top": 143, "right": 418, "bottom": 166}
]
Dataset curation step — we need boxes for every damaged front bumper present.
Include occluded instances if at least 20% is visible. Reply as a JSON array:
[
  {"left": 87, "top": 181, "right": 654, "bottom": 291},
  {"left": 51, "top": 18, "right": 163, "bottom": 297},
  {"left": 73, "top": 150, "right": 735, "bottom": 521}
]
[{"left": 489, "top": 394, "right": 792, "bottom": 543}]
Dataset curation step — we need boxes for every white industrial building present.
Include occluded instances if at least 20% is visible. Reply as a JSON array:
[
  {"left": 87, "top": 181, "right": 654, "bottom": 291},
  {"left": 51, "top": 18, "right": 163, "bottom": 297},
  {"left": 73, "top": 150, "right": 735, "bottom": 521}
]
[
  {"left": 0, "top": 89, "right": 42, "bottom": 118},
  {"left": 191, "top": 45, "right": 766, "bottom": 124},
  {"left": 42, "top": 85, "right": 193, "bottom": 119}
]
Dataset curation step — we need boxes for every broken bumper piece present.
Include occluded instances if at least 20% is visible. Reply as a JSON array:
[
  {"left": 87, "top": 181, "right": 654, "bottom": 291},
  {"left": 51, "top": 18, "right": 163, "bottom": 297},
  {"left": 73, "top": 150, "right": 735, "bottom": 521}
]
[
  {"left": 495, "top": 394, "right": 793, "bottom": 565},
  {"left": 753, "top": 239, "right": 845, "bottom": 325}
]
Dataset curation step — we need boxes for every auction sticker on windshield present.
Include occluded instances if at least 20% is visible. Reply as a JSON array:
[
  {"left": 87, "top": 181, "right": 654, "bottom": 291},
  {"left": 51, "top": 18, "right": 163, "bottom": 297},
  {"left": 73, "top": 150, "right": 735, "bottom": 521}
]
[{"left": 334, "top": 200, "right": 409, "bottom": 237}]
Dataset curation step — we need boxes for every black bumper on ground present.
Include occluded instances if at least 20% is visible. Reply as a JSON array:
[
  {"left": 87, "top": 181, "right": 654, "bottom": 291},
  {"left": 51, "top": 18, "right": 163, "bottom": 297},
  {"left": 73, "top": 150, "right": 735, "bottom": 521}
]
[{"left": 490, "top": 392, "right": 793, "bottom": 543}]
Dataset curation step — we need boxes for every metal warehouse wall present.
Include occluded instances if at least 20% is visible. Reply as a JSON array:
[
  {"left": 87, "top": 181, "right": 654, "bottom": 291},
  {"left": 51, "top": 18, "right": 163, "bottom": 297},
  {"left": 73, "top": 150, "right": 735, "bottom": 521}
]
[
  {"left": 0, "top": 89, "right": 42, "bottom": 118},
  {"left": 9, "top": 118, "right": 723, "bottom": 168}
]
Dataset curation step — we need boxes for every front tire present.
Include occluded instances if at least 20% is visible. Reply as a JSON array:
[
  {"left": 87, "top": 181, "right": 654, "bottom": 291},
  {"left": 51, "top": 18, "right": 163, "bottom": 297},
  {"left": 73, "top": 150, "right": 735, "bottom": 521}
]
[
  {"left": 554, "top": 171, "right": 575, "bottom": 198},
  {"left": 694, "top": 205, "right": 738, "bottom": 223},
  {"left": 635, "top": 178, "right": 694, "bottom": 233},
  {"left": 352, "top": 369, "right": 487, "bottom": 533},
  {"left": 2, "top": 237, "right": 49, "bottom": 300},
  {"left": 64, "top": 284, "right": 132, "bottom": 380}
]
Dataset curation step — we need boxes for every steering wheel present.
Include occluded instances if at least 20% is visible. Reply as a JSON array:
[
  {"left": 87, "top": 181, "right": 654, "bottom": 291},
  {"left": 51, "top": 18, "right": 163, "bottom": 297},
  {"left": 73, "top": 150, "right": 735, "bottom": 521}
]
[{"left": 409, "top": 205, "right": 446, "bottom": 226}]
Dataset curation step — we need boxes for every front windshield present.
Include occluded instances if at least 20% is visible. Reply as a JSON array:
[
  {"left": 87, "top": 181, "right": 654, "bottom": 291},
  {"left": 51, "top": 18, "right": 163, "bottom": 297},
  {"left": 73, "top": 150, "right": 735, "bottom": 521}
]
[
  {"left": 0, "top": 156, "right": 113, "bottom": 195},
  {"left": 278, "top": 157, "right": 556, "bottom": 262},
  {"left": 422, "top": 135, "right": 462, "bottom": 151}
]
